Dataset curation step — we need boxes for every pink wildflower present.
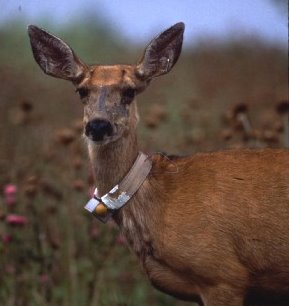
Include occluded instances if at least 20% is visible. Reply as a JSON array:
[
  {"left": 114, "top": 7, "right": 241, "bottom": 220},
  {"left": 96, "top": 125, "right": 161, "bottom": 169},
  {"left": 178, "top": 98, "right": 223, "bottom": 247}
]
[
  {"left": 4, "top": 196, "right": 17, "bottom": 206},
  {"left": 4, "top": 184, "right": 17, "bottom": 196},
  {"left": 6, "top": 214, "right": 28, "bottom": 226},
  {"left": 90, "top": 224, "right": 100, "bottom": 239},
  {"left": 2, "top": 234, "right": 12, "bottom": 243},
  {"left": 4, "top": 184, "right": 17, "bottom": 206},
  {"left": 39, "top": 274, "right": 50, "bottom": 285},
  {"left": 115, "top": 233, "right": 126, "bottom": 245}
]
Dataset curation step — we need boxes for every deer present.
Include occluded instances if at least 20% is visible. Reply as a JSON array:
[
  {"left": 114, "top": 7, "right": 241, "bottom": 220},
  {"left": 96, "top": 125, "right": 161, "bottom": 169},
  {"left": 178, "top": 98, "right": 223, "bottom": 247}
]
[{"left": 28, "top": 22, "right": 289, "bottom": 306}]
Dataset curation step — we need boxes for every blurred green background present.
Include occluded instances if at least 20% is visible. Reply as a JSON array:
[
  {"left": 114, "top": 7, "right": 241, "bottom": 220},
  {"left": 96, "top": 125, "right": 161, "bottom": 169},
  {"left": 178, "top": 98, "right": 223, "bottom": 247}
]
[{"left": 0, "top": 1, "right": 288, "bottom": 305}]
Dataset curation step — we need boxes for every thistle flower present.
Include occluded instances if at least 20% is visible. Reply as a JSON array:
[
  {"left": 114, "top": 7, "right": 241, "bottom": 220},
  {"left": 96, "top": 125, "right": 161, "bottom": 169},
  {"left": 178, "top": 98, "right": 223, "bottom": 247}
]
[
  {"left": 90, "top": 224, "right": 100, "bottom": 240},
  {"left": 55, "top": 128, "right": 76, "bottom": 146},
  {"left": 4, "top": 184, "right": 17, "bottom": 195},
  {"left": 4, "top": 184, "right": 17, "bottom": 206},
  {"left": 20, "top": 100, "right": 34, "bottom": 113},
  {"left": 2, "top": 234, "right": 12, "bottom": 243},
  {"left": 39, "top": 274, "right": 50, "bottom": 285},
  {"left": 6, "top": 214, "right": 28, "bottom": 226},
  {"left": 115, "top": 233, "right": 126, "bottom": 246}
]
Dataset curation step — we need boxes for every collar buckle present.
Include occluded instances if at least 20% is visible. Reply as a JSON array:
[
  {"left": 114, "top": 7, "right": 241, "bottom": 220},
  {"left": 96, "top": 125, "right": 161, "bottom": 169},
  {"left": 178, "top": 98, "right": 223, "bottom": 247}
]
[{"left": 84, "top": 152, "right": 152, "bottom": 223}]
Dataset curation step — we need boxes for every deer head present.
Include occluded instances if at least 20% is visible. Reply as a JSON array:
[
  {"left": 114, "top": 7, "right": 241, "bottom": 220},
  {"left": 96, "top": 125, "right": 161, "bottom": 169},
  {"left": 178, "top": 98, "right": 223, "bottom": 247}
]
[{"left": 28, "top": 23, "right": 184, "bottom": 145}]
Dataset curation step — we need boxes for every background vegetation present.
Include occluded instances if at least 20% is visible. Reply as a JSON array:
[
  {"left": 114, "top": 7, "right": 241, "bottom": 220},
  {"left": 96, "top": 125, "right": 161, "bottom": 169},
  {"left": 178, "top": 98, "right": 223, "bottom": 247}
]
[{"left": 0, "top": 17, "right": 288, "bottom": 306}]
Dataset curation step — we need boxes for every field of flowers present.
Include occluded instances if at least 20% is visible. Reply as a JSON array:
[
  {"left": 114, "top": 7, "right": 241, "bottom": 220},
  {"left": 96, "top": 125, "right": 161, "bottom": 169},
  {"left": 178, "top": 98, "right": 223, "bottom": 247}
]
[{"left": 0, "top": 20, "right": 288, "bottom": 306}]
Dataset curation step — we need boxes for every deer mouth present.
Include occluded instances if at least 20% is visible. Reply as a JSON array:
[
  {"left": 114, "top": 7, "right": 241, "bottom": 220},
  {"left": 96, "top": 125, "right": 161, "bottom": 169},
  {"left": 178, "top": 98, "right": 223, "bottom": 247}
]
[{"left": 87, "top": 133, "right": 122, "bottom": 146}]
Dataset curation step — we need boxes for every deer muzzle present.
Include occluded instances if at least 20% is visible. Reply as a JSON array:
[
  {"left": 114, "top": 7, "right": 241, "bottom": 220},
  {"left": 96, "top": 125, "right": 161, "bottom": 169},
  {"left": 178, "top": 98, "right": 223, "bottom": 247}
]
[{"left": 85, "top": 118, "right": 113, "bottom": 142}]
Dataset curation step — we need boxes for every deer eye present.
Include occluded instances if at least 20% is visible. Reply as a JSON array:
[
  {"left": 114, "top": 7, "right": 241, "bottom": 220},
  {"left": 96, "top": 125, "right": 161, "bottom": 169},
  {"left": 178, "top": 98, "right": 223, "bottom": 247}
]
[
  {"left": 122, "top": 87, "right": 136, "bottom": 104},
  {"left": 76, "top": 87, "right": 89, "bottom": 99}
]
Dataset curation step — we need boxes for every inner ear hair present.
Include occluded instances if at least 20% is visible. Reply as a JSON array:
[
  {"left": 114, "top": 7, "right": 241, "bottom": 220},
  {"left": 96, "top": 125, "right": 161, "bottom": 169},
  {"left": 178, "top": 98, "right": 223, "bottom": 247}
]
[
  {"left": 136, "top": 22, "right": 185, "bottom": 80},
  {"left": 28, "top": 25, "right": 87, "bottom": 82}
]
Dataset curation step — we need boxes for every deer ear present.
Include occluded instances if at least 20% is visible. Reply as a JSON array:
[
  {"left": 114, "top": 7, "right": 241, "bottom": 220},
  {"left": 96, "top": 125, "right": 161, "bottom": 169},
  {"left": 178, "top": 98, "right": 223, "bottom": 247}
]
[
  {"left": 28, "top": 25, "right": 87, "bottom": 83},
  {"left": 136, "top": 22, "right": 184, "bottom": 80}
]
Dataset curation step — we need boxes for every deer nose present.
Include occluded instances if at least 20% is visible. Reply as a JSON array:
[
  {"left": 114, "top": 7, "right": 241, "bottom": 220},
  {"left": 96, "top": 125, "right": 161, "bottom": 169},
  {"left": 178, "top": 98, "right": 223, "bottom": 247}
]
[{"left": 85, "top": 119, "right": 113, "bottom": 141}]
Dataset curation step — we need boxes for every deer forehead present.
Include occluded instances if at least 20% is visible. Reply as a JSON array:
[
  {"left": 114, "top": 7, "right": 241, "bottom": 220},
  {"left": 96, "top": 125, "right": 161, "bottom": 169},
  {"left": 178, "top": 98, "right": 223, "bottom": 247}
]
[{"left": 85, "top": 65, "right": 137, "bottom": 88}]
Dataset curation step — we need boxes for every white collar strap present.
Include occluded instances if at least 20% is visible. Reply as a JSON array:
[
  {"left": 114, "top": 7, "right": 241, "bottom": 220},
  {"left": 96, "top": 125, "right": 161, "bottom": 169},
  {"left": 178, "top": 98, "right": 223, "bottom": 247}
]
[{"left": 84, "top": 152, "right": 152, "bottom": 223}]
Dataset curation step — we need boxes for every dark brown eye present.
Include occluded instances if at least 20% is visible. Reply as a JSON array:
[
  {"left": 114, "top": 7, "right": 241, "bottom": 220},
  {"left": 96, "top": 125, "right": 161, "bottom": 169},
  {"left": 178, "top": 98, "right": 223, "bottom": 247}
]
[
  {"left": 122, "top": 87, "right": 135, "bottom": 104},
  {"left": 76, "top": 87, "right": 89, "bottom": 99}
]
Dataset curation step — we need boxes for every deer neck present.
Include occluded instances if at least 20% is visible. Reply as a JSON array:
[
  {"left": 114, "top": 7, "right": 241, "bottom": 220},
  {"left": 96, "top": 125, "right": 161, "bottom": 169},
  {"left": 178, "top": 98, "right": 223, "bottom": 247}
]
[
  {"left": 87, "top": 123, "right": 159, "bottom": 259},
  {"left": 87, "top": 117, "right": 161, "bottom": 260},
  {"left": 87, "top": 129, "right": 139, "bottom": 197}
]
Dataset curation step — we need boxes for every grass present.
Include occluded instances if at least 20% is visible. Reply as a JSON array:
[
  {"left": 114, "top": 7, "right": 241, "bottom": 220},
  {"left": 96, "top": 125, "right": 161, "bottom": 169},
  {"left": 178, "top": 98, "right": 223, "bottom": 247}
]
[{"left": 0, "top": 20, "right": 288, "bottom": 306}]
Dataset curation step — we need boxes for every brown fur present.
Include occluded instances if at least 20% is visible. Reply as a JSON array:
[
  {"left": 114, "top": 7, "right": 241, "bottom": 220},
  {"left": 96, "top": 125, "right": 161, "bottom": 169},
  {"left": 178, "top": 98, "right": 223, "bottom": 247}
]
[
  {"left": 105, "top": 139, "right": 289, "bottom": 306},
  {"left": 28, "top": 23, "right": 289, "bottom": 306}
]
